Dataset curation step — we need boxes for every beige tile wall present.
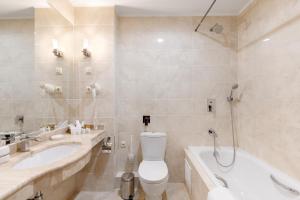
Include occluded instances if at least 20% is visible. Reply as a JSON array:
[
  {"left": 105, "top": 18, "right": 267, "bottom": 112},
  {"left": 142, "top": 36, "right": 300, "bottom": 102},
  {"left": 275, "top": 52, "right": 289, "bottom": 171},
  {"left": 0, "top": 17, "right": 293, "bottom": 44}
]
[
  {"left": 73, "top": 7, "right": 117, "bottom": 192},
  {"left": 237, "top": 0, "right": 300, "bottom": 181},
  {"left": 74, "top": 7, "right": 116, "bottom": 135},
  {"left": 116, "top": 16, "right": 238, "bottom": 182},
  {"left": 238, "top": 0, "right": 300, "bottom": 50},
  {"left": 0, "top": 19, "right": 35, "bottom": 131},
  {"left": 34, "top": 8, "right": 73, "bottom": 128},
  {"left": 4, "top": 1, "right": 299, "bottom": 188}
]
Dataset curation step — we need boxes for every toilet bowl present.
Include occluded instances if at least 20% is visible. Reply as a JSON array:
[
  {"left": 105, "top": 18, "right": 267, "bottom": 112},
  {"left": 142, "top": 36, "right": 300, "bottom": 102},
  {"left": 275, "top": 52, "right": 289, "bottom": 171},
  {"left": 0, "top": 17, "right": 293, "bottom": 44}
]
[
  {"left": 138, "top": 132, "right": 168, "bottom": 200},
  {"left": 139, "top": 160, "right": 168, "bottom": 200}
]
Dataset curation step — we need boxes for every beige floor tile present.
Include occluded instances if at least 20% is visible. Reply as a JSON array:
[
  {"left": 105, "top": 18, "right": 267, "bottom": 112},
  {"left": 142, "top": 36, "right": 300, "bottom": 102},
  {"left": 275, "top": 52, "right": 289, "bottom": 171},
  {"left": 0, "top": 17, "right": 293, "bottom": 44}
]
[{"left": 72, "top": 183, "right": 189, "bottom": 200}]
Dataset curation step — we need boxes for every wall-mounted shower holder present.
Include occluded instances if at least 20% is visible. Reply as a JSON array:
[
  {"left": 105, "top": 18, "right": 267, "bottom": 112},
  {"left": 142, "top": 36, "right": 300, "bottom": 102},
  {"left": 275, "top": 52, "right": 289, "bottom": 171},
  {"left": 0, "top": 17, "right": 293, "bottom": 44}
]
[{"left": 102, "top": 137, "right": 112, "bottom": 154}]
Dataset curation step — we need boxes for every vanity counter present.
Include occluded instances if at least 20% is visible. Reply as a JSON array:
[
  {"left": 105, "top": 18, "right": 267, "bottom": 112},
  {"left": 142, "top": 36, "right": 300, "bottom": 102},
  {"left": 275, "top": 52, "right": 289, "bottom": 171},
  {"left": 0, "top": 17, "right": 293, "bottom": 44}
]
[{"left": 0, "top": 130, "right": 106, "bottom": 200}]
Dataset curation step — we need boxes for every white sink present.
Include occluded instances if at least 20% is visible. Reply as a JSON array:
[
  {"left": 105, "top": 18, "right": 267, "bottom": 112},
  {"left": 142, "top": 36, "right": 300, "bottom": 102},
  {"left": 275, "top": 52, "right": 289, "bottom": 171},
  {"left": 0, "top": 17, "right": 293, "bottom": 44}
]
[{"left": 13, "top": 144, "right": 81, "bottom": 170}]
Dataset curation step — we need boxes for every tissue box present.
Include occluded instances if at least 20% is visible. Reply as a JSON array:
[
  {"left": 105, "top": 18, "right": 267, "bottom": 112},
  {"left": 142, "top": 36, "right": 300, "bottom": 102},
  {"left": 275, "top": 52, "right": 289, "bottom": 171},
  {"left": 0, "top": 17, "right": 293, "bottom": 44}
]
[{"left": 70, "top": 127, "right": 82, "bottom": 135}]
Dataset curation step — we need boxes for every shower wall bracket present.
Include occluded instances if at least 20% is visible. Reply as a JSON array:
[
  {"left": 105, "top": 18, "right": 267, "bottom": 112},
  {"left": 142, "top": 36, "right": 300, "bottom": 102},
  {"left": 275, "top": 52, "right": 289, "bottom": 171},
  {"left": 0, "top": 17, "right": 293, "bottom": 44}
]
[{"left": 195, "top": 0, "right": 217, "bottom": 32}]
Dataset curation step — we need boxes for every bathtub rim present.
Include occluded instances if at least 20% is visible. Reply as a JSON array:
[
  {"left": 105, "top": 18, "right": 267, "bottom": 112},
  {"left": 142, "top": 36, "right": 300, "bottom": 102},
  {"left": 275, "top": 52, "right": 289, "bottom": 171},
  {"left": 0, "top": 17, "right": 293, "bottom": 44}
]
[
  {"left": 186, "top": 146, "right": 300, "bottom": 193},
  {"left": 184, "top": 148, "right": 217, "bottom": 191}
]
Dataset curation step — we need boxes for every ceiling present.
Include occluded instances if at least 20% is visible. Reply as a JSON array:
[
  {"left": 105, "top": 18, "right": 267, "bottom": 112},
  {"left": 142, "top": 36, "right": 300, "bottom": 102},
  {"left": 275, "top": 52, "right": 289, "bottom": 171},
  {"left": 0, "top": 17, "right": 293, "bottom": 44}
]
[{"left": 0, "top": 0, "right": 252, "bottom": 19}]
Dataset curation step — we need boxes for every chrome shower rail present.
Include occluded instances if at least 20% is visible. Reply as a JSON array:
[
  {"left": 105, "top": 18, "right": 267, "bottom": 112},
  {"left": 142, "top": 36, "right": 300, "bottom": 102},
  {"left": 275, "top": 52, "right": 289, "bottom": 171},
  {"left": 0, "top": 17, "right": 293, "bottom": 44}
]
[
  {"left": 195, "top": 0, "right": 217, "bottom": 32},
  {"left": 270, "top": 175, "right": 300, "bottom": 196}
]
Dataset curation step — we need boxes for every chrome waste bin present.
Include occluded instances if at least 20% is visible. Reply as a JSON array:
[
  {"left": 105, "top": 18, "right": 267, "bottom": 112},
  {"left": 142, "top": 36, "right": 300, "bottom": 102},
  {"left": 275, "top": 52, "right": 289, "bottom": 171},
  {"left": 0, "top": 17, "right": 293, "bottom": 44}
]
[{"left": 120, "top": 172, "right": 134, "bottom": 200}]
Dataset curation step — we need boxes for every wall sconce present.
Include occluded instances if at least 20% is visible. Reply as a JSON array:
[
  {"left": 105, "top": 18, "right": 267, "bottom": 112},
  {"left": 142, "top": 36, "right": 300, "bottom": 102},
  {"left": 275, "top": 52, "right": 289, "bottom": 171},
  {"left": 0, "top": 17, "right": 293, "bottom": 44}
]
[
  {"left": 82, "top": 39, "right": 91, "bottom": 57},
  {"left": 52, "top": 39, "right": 63, "bottom": 57}
]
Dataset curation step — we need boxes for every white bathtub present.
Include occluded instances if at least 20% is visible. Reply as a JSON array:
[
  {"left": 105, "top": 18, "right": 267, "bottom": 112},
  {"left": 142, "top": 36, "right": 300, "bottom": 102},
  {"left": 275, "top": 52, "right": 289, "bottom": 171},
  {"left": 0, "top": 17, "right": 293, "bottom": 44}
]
[{"left": 188, "top": 146, "right": 300, "bottom": 200}]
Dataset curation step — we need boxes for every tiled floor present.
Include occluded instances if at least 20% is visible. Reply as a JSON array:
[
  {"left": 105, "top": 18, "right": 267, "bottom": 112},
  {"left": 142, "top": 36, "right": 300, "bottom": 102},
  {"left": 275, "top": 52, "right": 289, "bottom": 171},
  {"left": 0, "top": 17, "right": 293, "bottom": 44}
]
[{"left": 73, "top": 183, "right": 190, "bottom": 200}]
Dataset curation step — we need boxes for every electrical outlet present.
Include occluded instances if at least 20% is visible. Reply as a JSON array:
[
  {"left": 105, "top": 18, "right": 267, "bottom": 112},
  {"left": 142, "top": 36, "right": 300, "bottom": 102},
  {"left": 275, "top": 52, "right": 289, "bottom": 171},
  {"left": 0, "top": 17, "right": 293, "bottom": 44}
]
[
  {"left": 85, "top": 67, "right": 92, "bottom": 75},
  {"left": 55, "top": 67, "right": 63, "bottom": 75},
  {"left": 120, "top": 141, "right": 126, "bottom": 148}
]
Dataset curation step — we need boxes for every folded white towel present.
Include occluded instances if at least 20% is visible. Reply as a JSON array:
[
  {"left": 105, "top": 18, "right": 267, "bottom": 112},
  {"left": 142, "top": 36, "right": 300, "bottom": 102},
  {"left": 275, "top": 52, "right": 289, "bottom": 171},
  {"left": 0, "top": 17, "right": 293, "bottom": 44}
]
[
  {"left": 0, "top": 146, "right": 9, "bottom": 157},
  {"left": 0, "top": 154, "right": 10, "bottom": 165},
  {"left": 208, "top": 187, "right": 235, "bottom": 200},
  {"left": 50, "top": 134, "right": 65, "bottom": 140}
]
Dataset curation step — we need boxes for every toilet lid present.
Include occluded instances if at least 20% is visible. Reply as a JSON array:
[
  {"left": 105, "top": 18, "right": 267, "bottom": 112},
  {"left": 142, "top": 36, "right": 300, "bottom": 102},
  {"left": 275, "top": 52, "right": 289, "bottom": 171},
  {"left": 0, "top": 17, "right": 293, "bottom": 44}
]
[{"left": 138, "top": 161, "right": 168, "bottom": 184}]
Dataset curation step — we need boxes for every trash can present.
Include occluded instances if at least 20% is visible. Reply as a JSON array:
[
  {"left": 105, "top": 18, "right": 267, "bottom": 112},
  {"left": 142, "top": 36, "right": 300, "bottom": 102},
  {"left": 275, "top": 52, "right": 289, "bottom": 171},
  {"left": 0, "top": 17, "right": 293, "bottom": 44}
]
[{"left": 120, "top": 172, "right": 134, "bottom": 200}]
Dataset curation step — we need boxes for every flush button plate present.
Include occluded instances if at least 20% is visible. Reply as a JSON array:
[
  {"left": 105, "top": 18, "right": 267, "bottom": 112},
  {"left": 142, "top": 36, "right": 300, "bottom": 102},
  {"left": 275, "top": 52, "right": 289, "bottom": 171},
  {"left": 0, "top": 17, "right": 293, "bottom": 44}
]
[{"left": 143, "top": 115, "right": 150, "bottom": 126}]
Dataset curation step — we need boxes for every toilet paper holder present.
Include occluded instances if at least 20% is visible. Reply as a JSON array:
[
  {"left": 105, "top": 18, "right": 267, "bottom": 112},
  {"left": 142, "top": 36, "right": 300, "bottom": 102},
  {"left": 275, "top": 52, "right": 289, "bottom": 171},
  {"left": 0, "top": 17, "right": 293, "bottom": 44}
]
[{"left": 102, "top": 137, "right": 112, "bottom": 153}]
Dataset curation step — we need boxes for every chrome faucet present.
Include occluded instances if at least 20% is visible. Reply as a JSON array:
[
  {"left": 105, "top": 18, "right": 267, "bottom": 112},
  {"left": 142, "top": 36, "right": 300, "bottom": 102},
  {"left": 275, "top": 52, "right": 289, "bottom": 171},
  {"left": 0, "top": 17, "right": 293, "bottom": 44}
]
[
  {"left": 15, "top": 115, "right": 24, "bottom": 132},
  {"left": 208, "top": 129, "right": 220, "bottom": 158},
  {"left": 18, "top": 132, "right": 42, "bottom": 152}
]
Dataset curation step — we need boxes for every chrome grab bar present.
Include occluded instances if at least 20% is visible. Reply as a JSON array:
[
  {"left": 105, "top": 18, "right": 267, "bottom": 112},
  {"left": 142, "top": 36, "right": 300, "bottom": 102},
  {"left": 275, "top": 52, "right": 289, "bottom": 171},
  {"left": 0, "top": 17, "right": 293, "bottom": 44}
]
[
  {"left": 270, "top": 175, "right": 300, "bottom": 196},
  {"left": 215, "top": 174, "right": 229, "bottom": 188}
]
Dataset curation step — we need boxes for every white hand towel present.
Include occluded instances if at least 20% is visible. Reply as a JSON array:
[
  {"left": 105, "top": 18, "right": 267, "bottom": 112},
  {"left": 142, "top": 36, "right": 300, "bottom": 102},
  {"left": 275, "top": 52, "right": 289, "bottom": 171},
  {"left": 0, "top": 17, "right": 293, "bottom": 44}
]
[{"left": 207, "top": 187, "right": 235, "bottom": 200}]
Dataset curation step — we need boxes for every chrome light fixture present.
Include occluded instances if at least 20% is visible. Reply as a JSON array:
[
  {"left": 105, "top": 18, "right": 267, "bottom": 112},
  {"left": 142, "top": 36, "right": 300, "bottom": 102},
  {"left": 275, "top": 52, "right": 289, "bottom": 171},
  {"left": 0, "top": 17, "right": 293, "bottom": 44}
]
[
  {"left": 52, "top": 39, "right": 63, "bottom": 57},
  {"left": 82, "top": 39, "right": 91, "bottom": 57}
]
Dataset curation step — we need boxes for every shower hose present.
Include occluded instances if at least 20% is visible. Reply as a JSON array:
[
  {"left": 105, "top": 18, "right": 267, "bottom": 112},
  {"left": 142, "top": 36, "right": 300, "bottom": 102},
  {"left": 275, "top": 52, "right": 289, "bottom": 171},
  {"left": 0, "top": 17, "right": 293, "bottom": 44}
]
[{"left": 213, "top": 101, "right": 236, "bottom": 167}]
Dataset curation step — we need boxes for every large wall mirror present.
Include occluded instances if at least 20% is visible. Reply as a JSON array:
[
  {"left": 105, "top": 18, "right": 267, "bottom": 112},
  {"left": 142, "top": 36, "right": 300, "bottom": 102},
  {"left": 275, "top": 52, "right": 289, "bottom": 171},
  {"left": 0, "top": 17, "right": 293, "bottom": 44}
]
[{"left": 0, "top": 1, "right": 73, "bottom": 145}]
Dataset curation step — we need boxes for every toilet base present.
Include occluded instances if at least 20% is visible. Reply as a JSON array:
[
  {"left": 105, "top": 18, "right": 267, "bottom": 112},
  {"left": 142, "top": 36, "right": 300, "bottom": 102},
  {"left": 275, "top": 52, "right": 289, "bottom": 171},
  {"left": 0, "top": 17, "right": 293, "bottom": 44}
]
[{"left": 145, "top": 195, "right": 162, "bottom": 200}]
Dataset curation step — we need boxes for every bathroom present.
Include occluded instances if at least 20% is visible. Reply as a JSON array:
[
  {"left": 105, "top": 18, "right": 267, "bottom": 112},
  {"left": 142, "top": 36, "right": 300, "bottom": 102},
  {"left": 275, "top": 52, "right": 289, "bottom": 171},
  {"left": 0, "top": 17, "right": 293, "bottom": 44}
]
[{"left": 0, "top": 0, "right": 299, "bottom": 199}]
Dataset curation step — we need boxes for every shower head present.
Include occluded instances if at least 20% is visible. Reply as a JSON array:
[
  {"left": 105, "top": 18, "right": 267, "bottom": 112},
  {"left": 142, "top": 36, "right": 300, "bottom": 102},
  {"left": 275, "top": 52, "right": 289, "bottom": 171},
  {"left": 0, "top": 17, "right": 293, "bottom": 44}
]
[
  {"left": 210, "top": 23, "right": 224, "bottom": 34},
  {"left": 228, "top": 84, "right": 239, "bottom": 102}
]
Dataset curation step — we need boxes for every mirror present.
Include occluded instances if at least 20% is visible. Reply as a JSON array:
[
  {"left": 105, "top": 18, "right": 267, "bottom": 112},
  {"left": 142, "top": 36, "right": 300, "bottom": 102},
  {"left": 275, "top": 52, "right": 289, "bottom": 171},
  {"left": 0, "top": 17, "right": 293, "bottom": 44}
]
[{"left": 0, "top": 1, "right": 73, "bottom": 145}]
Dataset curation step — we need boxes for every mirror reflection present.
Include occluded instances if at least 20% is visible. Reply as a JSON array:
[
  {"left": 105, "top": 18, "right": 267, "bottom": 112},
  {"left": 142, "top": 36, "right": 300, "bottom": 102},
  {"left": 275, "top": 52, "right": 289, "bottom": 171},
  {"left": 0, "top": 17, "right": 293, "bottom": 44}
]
[{"left": 0, "top": 2, "right": 72, "bottom": 145}]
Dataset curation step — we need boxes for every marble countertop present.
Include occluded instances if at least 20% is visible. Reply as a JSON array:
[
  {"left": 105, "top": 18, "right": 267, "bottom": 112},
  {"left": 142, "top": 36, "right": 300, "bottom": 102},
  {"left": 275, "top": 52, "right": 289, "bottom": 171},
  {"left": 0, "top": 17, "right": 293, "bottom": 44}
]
[{"left": 0, "top": 130, "right": 106, "bottom": 200}]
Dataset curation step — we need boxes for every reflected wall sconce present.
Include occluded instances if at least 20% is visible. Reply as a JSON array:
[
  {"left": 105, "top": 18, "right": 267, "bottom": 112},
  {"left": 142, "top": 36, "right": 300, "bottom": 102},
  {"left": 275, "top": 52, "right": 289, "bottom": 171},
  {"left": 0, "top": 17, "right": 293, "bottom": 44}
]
[
  {"left": 52, "top": 39, "right": 63, "bottom": 57},
  {"left": 82, "top": 39, "right": 91, "bottom": 57}
]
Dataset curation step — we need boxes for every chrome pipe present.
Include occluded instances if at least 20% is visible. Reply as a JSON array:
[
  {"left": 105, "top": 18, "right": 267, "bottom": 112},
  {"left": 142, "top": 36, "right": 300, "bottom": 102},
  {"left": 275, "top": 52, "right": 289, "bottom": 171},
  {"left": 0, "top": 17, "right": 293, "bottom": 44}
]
[{"left": 195, "top": 0, "right": 217, "bottom": 32}]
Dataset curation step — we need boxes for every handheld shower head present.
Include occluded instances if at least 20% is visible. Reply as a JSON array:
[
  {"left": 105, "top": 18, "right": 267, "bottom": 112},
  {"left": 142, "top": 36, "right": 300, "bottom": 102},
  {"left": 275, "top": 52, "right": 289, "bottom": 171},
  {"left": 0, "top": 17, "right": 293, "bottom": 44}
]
[{"left": 228, "top": 84, "right": 239, "bottom": 102}]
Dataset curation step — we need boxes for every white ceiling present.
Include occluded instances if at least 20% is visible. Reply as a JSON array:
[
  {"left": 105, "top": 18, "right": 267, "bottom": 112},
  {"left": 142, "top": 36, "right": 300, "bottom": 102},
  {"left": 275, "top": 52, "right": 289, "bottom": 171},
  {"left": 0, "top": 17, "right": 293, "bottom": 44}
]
[{"left": 0, "top": 0, "right": 252, "bottom": 19}]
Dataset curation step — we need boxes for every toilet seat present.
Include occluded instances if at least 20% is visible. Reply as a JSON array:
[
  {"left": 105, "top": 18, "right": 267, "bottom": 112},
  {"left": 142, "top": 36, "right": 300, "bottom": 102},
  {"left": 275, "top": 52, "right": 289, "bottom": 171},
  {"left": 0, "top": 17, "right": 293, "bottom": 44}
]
[{"left": 138, "top": 161, "right": 168, "bottom": 184}]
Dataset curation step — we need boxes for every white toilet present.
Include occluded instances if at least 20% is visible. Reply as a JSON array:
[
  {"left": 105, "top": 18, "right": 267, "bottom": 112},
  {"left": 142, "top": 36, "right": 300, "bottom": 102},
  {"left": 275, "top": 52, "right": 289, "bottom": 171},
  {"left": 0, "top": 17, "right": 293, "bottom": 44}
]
[{"left": 138, "top": 132, "right": 168, "bottom": 200}]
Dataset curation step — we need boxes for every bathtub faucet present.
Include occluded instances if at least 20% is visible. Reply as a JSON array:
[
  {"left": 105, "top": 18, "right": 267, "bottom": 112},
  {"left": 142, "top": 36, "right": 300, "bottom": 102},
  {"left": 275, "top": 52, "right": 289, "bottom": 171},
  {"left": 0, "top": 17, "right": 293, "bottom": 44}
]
[
  {"left": 208, "top": 129, "right": 218, "bottom": 138},
  {"left": 209, "top": 129, "right": 220, "bottom": 158}
]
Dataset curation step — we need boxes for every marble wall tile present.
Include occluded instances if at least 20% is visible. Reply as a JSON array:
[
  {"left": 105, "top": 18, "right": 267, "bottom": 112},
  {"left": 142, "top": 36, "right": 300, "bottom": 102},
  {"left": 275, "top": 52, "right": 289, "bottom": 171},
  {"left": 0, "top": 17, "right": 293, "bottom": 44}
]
[
  {"left": 72, "top": 7, "right": 117, "bottom": 192},
  {"left": 116, "top": 16, "right": 238, "bottom": 182},
  {"left": 238, "top": 0, "right": 300, "bottom": 49},
  {"left": 34, "top": 8, "right": 73, "bottom": 130},
  {"left": 237, "top": 0, "right": 300, "bottom": 181},
  {"left": 0, "top": 19, "right": 35, "bottom": 131}
]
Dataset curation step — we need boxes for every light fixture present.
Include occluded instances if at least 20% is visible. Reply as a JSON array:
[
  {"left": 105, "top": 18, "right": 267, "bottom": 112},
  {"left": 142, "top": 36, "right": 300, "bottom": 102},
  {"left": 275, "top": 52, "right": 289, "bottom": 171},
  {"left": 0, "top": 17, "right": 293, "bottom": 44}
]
[
  {"left": 52, "top": 39, "right": 63, "bottom": 57},
  {"left": 82, "top": 39, "right": 91, "bottom": 57},
  {"left": 263, "top": 38, "right": 271, "bottom": 42},
  {"left": 157, "top": 38, "right": 164, "bottom": 43}
]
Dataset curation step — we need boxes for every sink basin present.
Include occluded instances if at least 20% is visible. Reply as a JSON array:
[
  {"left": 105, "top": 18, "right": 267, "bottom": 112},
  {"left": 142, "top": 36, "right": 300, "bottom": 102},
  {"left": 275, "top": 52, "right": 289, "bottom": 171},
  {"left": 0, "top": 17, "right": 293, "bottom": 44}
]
[{"left": 13, "top": 144, "right": 81, "bottom": 170}]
